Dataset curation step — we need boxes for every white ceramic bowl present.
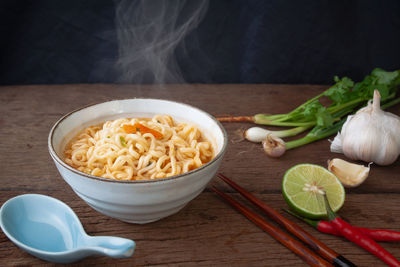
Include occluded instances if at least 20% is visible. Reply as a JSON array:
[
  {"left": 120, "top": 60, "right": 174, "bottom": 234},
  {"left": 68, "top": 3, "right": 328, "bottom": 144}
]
[{"left": 48, "top": 99, "right": 227, "bottom": 224}]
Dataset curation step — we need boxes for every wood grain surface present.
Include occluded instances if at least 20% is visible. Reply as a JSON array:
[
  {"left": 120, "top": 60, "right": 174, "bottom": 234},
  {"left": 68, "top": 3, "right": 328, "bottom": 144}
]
[{"left": 0, "top": 84, "right": 399, "bottom": 266}]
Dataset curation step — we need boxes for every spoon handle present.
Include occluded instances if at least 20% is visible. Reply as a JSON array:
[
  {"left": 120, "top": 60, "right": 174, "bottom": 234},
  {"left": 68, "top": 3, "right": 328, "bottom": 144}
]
[{"left": 86, "top": 236, "right": 135, "bottom": 258}]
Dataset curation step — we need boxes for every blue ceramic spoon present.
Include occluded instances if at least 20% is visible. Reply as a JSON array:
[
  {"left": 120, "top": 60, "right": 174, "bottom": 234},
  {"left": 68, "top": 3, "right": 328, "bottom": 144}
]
[{"left": 0, "top": 194, "right": 135, "bottom": 263}]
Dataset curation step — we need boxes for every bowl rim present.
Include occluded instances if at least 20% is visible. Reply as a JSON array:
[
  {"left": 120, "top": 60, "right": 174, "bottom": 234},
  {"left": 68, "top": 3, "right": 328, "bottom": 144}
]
[{"left": 48, "top": 98, "right": 228, "bottom": 184}]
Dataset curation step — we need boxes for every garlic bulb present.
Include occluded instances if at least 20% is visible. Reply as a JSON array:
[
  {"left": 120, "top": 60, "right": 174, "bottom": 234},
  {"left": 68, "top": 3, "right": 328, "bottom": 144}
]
[
  {"left": 328, "top": 158, "right": 371, "bottom": 187},
  {"left": 330, "top": 90, "right": 400, "bottom": 165}
]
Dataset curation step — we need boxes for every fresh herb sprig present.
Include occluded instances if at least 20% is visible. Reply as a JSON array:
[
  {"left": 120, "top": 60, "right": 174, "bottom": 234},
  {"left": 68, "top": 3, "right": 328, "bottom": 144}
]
[
  {"left": 253, "top": 68, "right": 400, "bottom": 129},
  {"left": 218, "top": 68, "right": 400, "bottom": 152}
]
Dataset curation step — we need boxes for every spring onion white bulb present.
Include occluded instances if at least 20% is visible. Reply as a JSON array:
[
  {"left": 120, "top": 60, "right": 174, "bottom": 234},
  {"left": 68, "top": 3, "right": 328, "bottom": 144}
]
[
  {"left": 330, "top": 90, "right": 400, "bottom": 166},
  {"left": 244, "top": 126, "right": 310, "bottom": 143},
  {"left": 245, "top": 127, "right": 275, "bottom": 142}
]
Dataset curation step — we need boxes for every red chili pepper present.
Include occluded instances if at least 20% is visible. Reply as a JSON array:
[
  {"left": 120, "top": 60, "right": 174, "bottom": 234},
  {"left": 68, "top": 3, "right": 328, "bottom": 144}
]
[
  {"left": 356, "top": 228, "right": 400, "bottom": 242},
  {"left": 317, "top": 222, "right": 400, "bottom": 242},
  {"left": 323, "top": 195, "right": 400, "bottom": 267},
  {"left": 284, "top": 209, "right": 400, "bottom": 242}
]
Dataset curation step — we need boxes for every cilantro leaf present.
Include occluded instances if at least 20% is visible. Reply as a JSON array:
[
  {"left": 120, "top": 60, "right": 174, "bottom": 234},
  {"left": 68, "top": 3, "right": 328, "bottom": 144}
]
[
  {"left": 315, "top": 107, "right": 334, "bottom": 127},
  {"left": 324, "top": 76, "right": 355, "bottom": 104},
  {"left": 300, "top": 101, "right": 334, "bottom": 127},
  {"left": 352, "top": 69, "right": 400, "bottom": 101},
  {"left": 302, "top": 101, "right": 323, "bottom": 120},
  {"left": 371, "top": 68, "right": 399, "bottom": 85}
]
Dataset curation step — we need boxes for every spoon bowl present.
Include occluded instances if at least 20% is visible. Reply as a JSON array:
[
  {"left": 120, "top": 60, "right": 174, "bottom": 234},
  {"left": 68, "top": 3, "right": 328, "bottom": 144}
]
[{"left": 0, "top": 194, "right": 135, "bottom": 263}]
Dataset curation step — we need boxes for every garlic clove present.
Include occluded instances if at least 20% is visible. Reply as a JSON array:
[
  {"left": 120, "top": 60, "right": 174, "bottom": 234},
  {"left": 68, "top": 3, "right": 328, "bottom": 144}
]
[
  {"left": 327, "top": 158, "right": 371, "bottom": 188},
  {"left": 262, "top": 134, "right": 286, "bottom": 157}
]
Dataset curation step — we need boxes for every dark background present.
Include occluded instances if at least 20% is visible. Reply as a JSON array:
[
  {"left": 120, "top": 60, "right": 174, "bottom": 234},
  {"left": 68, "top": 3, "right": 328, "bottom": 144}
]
[{"left": 1, "top": 0, "right": 399, "bottom": 85}]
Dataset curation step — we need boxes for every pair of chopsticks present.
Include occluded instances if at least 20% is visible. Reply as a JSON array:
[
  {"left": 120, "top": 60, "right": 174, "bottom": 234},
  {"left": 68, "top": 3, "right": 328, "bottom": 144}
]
[{"left": 212, "top": 173, "right": 355, "bottom": 267}]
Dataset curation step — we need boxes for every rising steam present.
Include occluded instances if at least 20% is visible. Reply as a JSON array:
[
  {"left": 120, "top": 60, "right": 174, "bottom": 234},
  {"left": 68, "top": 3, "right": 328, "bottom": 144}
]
[{"left": 115, "top": 0, "right": 209, "bottom": 84}]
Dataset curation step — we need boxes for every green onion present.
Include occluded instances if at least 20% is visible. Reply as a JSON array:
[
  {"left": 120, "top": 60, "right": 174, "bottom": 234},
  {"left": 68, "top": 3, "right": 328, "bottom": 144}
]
[{"left": 120, "top": 136, "right": 127, "bottom": 146}]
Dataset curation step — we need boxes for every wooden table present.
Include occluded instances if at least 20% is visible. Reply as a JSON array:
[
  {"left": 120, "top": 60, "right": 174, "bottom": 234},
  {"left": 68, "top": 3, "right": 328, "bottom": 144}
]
[{"left": 1, "top": 84, "right": 399, "bottom": 266}]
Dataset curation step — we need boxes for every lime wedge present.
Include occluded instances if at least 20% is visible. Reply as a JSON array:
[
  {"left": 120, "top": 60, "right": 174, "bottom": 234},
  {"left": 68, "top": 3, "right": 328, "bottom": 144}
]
[{"left": 282, "top": 164, "right": 345, "bottom": 219}]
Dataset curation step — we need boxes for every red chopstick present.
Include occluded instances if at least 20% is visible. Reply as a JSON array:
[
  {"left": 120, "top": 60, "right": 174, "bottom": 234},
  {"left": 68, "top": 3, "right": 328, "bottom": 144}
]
[
  {"left": 211, "top": 186, "right": 330, "bottom": 267},
  {"left": 215, "top": 173, "right": 355, "bottom": 267}
]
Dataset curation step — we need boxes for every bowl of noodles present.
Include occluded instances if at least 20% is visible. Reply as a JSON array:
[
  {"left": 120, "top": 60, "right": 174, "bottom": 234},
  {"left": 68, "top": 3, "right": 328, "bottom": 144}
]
[{"left": 48, "top": 99, "right": 227, "bottom": 224}]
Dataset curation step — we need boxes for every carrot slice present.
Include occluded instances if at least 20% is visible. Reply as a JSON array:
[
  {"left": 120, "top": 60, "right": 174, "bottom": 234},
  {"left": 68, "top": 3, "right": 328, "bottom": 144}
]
[
  {"left": 122, "top": 123, "right": 163, "bottom": 139},
  {"left": 122, "top": 124, "right": 136, "bottom": 134}
]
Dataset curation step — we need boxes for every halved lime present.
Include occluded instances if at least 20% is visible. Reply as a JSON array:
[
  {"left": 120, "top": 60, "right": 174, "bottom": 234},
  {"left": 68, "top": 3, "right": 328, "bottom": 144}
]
[{"left": 282, "top": 164, "right": 345, "bottom": 219}]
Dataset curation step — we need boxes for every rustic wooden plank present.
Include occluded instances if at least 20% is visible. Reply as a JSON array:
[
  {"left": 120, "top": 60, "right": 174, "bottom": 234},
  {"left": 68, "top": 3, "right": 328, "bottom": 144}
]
[{"left": 0, "top": 84, "right": 400, "bottom": 266}]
